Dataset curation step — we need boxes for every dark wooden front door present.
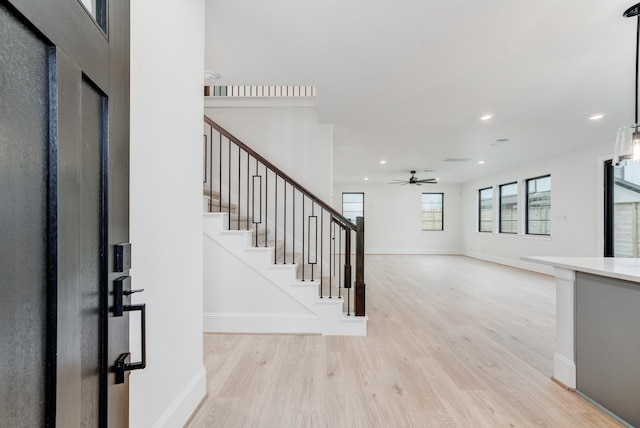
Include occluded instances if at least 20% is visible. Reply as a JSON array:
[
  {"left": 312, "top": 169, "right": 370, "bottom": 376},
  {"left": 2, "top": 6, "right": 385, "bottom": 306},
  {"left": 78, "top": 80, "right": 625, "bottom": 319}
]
[{"left": 0, "top": 0, "right": 131, "bottom": 426}]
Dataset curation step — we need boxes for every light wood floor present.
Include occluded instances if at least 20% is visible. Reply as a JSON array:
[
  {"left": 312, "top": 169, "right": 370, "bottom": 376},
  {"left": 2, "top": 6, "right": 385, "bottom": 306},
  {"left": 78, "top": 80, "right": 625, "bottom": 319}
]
[{"left": 187, "top": 255, "right": 623, "bottom": 427}]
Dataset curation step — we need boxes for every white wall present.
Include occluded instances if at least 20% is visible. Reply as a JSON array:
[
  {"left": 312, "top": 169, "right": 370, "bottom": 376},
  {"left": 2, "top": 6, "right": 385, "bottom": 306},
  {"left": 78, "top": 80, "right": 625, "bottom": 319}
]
[
  {"left": 204, "top": 105, "right": 333, "bottom": 201},
  {"left": 203, "top": 224, "right": 320, "bottom": 334},
  {"left": 332, "top": 182, "right": 463, "bottom": 254},
  {"left": 204, "top": 234, "right": 313, "bottom": 314},
  {"left": 129, "top": 1, "right": 205, "bottom": 426},
  {"left": 332, "top": 142, "right": 612, "bottom": 264},
  {"left": 462, "top": 142, "right": 612, "bottom": 274}
]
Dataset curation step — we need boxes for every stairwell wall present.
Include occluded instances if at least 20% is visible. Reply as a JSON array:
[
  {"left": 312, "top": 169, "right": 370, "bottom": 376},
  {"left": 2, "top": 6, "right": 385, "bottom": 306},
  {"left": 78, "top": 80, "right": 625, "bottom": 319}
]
[
  {"left": 204, "top": 106, "right": 333, "bottom": 201},
  {"left": 129, "top": 0, "right": 205, "bottom": 426}
]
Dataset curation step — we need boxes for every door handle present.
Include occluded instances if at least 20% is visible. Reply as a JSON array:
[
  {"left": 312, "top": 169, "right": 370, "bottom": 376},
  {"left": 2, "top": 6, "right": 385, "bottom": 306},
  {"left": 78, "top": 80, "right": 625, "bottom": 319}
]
[
  {"left": 113, "top": 276, "right": 144, "bottom": 316},
  {"left": 114, "top": 303, "right": 146, "bottom": 384}
]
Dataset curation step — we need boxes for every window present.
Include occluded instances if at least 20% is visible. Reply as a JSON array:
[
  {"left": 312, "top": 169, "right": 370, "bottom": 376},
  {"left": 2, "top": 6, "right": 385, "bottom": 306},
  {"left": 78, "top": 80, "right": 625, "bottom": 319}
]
[
  {"left": 526, "top": 175, "right": 551, "bottom": 235},
  {"left": 499, "top": 182, "right": 518, "bottom": 234},
  {"left": 421, "top": 193, "right": 443, "bottom": 231},
  {"left": 605, "top": 159, "right": 640, "bottom": 257},
  {"left": 479, "top": 187, "right": 493, "bottom": 232},
  {"left": 79, "top": 0, "right": 107, "bottom": 32},
  {"left": 342, "top": 192, "right": 364, "bottom": 223}
]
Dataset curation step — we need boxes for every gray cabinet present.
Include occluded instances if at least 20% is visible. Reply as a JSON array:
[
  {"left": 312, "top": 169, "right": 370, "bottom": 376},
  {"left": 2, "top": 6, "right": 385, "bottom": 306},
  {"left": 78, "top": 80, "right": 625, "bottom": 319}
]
[{"left": 576, "top": 272, "right": 640, "bottom": 426}]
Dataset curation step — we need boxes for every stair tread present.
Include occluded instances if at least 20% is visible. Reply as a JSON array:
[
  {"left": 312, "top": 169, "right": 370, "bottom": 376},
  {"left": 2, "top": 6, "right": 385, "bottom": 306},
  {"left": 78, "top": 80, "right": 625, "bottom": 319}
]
[
  {"left": 204, "top": 198, "right": 237, "bottom": 214},
  {"left": 206, "top": 199, "right": 236, "bottom": 208},
  {"left": 203, "top": 187, "right": 221, "bottom": 199},
  {"left": 228, "top": 219, "right": 260, "bottom": 229}
]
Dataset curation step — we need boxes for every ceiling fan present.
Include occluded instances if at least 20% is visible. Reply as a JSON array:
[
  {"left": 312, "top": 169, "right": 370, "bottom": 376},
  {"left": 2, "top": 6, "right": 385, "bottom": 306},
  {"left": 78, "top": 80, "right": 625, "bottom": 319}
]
[{"left": 389, "top": 170, "right": 437, "bottom": 186}]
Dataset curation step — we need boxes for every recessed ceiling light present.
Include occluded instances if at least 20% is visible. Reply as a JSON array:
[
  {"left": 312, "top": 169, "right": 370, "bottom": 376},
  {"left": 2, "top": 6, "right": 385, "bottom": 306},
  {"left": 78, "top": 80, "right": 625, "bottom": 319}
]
[
  {"left": 364, "top": 177, "right": 369, "bottom": 181},
  {"left": 589, "top": 114, "right": 605, "bottom": 120},
  {"left": 480, "top": 114, "right": 494, "bottom": 121},
  {"left": 478, "top": 160, "right": 486, "bottom": 164},
  {"left": 379, "top": 160, "right": 387, "bottom": 164}
]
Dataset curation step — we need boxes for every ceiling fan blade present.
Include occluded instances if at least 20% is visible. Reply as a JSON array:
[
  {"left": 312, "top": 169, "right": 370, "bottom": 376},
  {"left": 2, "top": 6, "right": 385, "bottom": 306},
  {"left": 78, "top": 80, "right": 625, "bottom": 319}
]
[{"left": 390, "top": 171, "right": 437, "bottom": 185}]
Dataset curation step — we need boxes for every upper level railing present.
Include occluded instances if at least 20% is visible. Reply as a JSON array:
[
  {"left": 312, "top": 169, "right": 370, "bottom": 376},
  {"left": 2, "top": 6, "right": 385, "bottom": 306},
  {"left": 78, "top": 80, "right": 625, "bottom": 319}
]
[
  {"left": 204, "top": 85, "right": 316, "bottom": 97},
  {"left": 203, "top": 115, "right": 365, "bottom": 316}
]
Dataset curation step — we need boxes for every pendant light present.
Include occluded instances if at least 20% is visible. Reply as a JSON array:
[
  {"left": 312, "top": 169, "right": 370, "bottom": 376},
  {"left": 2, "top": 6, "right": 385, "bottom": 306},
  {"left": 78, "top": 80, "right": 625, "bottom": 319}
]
[{"left": 614, "top": 3, "right": 640, "bottom": 165}]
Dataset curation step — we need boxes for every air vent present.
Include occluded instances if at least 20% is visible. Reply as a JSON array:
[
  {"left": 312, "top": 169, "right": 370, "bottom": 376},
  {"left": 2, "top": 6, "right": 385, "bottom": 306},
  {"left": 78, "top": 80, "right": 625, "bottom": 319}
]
[
  {"left": 490, "top": 138, "right": 510, "bottom": 146},
  {"left": 443, "top": 158, "right": 471, "bottom": 162}
]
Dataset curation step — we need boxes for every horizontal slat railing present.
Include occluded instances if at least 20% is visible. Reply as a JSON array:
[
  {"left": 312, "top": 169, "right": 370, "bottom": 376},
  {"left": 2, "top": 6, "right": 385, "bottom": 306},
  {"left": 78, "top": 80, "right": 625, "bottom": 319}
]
[
  {"left": 204, "top": 85, "right": 316, "bottom": 97},
  {"left": 203, "top": 115, "right": 365, "bottom": 317}
]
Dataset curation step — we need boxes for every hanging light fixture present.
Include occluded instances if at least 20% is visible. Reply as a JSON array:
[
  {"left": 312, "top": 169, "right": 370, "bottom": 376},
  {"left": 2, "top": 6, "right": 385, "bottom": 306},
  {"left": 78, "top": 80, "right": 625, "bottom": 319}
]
[{"left": 614, "top": 3, "right": 640, "bottom": 165}]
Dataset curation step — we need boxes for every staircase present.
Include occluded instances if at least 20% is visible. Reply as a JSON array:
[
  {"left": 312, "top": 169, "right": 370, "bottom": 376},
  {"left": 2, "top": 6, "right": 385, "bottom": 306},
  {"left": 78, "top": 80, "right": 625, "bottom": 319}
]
[{"left": 202, "top": 116, "right": 367, "bottom": 336}]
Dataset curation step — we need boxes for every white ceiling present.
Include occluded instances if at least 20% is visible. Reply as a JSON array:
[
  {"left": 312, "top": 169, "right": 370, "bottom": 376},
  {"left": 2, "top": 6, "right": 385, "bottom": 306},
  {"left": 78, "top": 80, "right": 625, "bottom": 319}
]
[{"left": 205, "top": 0, "right": 638, "bottom": 184}]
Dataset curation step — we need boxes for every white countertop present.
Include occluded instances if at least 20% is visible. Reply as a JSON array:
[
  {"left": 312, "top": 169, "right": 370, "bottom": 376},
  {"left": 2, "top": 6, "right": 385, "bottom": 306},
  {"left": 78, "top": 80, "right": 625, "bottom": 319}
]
[{"left": 522, "top": 256, "right": 640, "bottom": 284}]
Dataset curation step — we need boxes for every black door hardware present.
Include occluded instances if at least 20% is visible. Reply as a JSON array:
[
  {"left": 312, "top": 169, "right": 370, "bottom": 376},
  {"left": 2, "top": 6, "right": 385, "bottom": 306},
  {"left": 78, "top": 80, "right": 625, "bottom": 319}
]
[
  {"left": 113, "top": 303, "right": 146, "bottom": 384},
  {"left": 112, "top": 275, "right": 146, "bottom": 384}
]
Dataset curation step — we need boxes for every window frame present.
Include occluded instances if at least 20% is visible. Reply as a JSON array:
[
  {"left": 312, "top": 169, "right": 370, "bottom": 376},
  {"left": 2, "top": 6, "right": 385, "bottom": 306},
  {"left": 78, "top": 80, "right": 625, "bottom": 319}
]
[
  {"left": 525, "top": 175, "right": 551, "bottom": 236},
  {"left": 421, "top": 192, "right": 444, "bottom": 231},
  {"left": 341, "top": 192, "right": 364, "bottom": 223},
  {"left": 499, "top": 182, "right": 518, "bottom": 234},
  {"left": 478, "top": 187, "right": 494, "bottom": 233},
  {"left": 604, "top": 160, "right": 614, "bottom": 256}
]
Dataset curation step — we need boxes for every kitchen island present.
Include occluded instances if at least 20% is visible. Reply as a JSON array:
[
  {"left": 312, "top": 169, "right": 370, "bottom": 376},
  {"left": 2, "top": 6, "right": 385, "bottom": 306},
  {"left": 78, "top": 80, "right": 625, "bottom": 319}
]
[{"left": 522, "top": 257, "right": 640, "bottom": 427}]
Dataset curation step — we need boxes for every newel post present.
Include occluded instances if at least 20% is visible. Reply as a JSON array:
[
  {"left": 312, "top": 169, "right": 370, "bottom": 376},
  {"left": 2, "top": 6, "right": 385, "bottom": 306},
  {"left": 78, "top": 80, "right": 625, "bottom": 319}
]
[{"left": 355, "top": 217, "right": 366, "bottom": 316}]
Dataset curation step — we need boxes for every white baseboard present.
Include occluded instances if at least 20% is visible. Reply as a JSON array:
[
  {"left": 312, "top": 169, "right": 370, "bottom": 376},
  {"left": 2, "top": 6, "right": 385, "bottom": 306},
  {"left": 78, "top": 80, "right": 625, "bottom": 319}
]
[
  {"left": 203, "top": 312, "right": 321, "bottom": 334},
  {"left": 553, "top": 352, "right": 577, "bottom": 389},
  {"left": 365, "top": 249, "right": 463, "bottom": 255},
  {"left": 153, "top": 366, "right": 207, "bottom": 428},
  {"left": 324, "top": 315, "right": 368, "bottom": 336},
  {"left": 363, "top": 250, "right": 553, "bottom": 275},
  {"left": 463, "top": 251, "right": 554, "bottom": 275}
]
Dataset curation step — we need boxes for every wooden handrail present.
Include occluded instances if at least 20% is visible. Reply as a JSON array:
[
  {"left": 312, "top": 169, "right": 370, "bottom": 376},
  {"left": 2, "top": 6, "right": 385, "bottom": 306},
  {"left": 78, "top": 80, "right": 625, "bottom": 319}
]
[{"left": 204, "top": 115, "right": 357, "bottom": 231}]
